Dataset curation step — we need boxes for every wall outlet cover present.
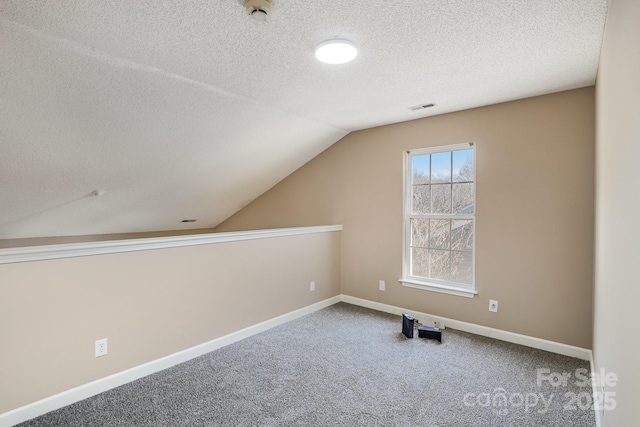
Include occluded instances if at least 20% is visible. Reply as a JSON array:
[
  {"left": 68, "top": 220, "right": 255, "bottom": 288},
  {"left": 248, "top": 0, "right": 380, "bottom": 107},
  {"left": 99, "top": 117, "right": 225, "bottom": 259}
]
[
  {"left": 95, "top": 338, "right": 108, "bottom": 357},
  {"left": 489, "top": 300, "right": 499, "bottom": 313}
]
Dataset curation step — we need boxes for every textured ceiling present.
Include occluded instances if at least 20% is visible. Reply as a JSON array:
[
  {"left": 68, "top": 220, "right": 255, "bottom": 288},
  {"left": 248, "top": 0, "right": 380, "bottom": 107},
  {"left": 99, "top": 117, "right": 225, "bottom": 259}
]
[{"left": 0, "top": 0, "right": 608, "bottom": 240}]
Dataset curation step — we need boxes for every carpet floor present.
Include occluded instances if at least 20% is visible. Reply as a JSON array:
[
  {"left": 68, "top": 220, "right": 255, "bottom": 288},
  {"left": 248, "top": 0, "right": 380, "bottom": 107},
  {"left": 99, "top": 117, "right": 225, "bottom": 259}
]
[{"left": 18, "top": 303, "right": 596, "bottom": 426}]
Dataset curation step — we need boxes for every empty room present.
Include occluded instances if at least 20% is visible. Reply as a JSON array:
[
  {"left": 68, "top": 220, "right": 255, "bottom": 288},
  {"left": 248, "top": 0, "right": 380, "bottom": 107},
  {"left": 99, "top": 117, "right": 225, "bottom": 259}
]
[{"left": 0, "top": 0, "right": 638, "bottom": 426}]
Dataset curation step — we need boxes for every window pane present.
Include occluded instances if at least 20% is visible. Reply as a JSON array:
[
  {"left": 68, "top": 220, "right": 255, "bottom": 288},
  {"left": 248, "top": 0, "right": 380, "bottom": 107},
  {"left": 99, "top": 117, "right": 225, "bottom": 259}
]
[
  {"left": 451, "top": 251, "right": 473, "bottom": 284},
  {"left": 411, "top": 218, "right": 429, "bottom": 247},
  {"left": 452, "top": 183, "right": 474, "bottom": 214},
  {"left": 411, "top": 248, "right": 429, "bottom": 277},
  {"left": 451, "top": 220, "right": 473, "bottom": 251},
  {"left": 412, "top": 185, "right": 430, "bottom": 214},
  {"left": 429, "top": 219, "right": 450, "bottom": 249},
  {"left": 412, "top": 154, "right": 430, "bottom": 184},
  {"left": 453, "top": 149, "right": 474, "bottom": 182},
  {"left": 406, "top": 146, "right": 475, "bottom": 289},
  {"left": 429, "top": 249, "right": 450, "bottom": 281},
  {"left": 431, "top": 184, "right": 451, "bottom": 214},
  {"left": 431, "top": 152, "right": 451, "bottom": 183}
]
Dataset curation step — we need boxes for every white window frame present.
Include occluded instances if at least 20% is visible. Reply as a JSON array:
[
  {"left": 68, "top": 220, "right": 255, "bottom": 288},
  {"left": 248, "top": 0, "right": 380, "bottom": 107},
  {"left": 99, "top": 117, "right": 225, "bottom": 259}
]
[{"left": 400, "top": 142, "right": 477, "bottom": 298}]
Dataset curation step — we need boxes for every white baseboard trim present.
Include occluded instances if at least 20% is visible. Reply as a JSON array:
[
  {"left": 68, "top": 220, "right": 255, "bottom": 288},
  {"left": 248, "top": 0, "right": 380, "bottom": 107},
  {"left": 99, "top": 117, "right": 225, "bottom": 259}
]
[
  {"left": 0, "top": 295, "right": 341, "bottom": 427},
  {"left": 340, "top": 295, "right": 592, "bottom": 361}
]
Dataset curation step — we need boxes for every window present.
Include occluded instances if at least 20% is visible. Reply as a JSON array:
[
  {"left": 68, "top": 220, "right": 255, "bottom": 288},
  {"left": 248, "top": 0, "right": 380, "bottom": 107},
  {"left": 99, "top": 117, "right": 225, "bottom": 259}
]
[{"left": 402, "top": 143, "right": 477, "bottom": 297}]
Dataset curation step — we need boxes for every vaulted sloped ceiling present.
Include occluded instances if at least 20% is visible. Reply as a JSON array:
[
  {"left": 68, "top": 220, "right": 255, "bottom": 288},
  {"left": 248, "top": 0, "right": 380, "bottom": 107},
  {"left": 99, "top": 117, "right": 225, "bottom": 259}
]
[{"left": 0, "top": 0, "right": 608, "bottom": 240}]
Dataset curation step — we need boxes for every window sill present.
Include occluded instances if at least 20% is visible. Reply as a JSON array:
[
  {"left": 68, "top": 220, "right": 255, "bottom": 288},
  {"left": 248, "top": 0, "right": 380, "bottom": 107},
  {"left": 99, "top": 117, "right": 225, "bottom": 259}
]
[{"left": 399, "top": 279, "right": 477, "bottom": 298}]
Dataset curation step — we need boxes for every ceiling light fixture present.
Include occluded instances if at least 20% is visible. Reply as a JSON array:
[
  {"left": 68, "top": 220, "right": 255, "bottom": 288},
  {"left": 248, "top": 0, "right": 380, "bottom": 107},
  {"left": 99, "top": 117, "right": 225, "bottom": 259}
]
[
  {"left": 245, "top": 0, "right": 273, "bottom": 22},
  {"left": 315, "top": 39, "right": 358, "bottom": 64}
]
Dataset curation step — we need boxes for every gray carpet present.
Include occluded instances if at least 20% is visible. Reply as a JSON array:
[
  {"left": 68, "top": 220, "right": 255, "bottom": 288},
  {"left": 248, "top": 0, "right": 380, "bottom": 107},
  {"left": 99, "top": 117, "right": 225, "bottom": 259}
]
[{"left": 18, "top": 303, "right": 595, "bottom": 426}]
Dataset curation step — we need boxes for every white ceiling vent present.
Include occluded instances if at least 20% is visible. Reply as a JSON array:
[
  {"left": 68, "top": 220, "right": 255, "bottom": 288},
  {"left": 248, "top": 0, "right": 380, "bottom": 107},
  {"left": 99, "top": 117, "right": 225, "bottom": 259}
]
[
  {"left": 409, "top": 103, "right": 435, "bottom": 111},
  {"left": 245, "top": 0, "right": 273, "bottom": 22}
]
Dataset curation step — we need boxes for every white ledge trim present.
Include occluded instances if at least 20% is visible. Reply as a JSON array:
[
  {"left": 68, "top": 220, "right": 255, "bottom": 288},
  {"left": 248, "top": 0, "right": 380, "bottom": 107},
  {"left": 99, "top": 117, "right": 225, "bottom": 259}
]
[{"left": 0, "top": 225, "right": 343, "bottom": 265}]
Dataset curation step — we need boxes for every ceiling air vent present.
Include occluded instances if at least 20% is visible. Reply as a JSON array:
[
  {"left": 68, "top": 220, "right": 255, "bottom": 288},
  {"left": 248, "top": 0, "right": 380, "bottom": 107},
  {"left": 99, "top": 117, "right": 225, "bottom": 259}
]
[
  {"left": 181, "top": 219, "right": 197, "bottom": 223},
  {"left": 409, "top": 103, "right": 435, "bottom": 111}
]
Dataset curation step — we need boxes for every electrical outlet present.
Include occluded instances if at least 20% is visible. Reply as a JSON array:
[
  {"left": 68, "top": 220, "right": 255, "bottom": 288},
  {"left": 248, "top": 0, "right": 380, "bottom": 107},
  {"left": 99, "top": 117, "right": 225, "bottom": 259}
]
[
  {"left": 95, "top": 338, "right": 108, "bottom": 357},
  {"left": 379, "top": 280, "right": 385, "bottom": 291},
  {"left": 489, "top": 300, "right": 498, "bottom": 313},
  {"left": 309, "top": 281, "right": 315, "bottom": 291}
]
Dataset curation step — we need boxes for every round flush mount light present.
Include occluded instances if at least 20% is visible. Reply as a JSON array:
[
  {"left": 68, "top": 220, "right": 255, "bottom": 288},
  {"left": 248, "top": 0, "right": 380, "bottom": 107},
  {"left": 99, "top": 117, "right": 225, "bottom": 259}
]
[{"left": 314, "top": 39, "right": 358, "bottom": 64}]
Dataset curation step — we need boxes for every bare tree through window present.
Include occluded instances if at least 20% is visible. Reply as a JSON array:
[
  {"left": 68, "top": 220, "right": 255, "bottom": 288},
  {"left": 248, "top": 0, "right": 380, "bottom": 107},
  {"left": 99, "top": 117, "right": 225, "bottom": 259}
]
[{"left": 405, "top": 145, "right": 475, "bottom": 289}]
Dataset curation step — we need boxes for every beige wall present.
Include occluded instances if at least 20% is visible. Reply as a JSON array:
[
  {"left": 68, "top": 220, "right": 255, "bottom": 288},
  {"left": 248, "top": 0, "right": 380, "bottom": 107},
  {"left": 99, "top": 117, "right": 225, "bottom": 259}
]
[
  {"left": 0, "top": 230, "right": 341, "bottom": 413},
  {"left": 594, "top": 0, "right": 640, "bottom": 425},
  {"left": 217, "top": 88, "right": 595, "bottom": 349}
]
